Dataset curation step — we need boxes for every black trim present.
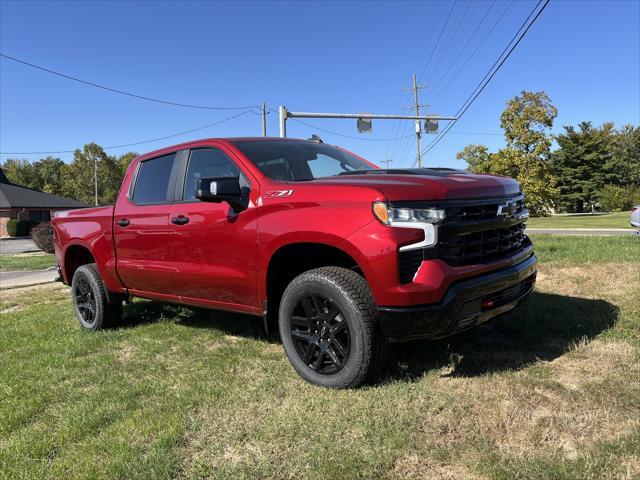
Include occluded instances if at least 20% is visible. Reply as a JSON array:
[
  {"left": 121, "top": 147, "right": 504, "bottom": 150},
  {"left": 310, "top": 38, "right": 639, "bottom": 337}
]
[
  {"left": 439, "top": 214, "right": 527, "bottom": 235},
  {"left": 128, "top": 150, "right": 185, "bottom": 206},
  {"left": 378, "top": 254, "right": 537, "bottom": 340},
  {"left": 176, "top": 147, "right": 250, "bottom": 203},
  {"left": 171, "top": 149, "right": 190, "bottom": 202}
]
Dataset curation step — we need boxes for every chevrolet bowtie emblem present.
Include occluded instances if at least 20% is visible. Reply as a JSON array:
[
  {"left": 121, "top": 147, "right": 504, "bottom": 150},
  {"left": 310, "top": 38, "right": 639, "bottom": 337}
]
[{"left": 497, "top": 201, "right": 517, "bottom": 217}]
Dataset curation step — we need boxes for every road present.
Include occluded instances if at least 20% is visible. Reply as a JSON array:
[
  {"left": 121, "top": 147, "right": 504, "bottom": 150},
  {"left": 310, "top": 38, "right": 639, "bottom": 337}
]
[
  {"left": 0, "top": 238, "right": 40, "bottom": 254},
  {"left": 526, "top": 228, "right": 638, "bottom": 236}
]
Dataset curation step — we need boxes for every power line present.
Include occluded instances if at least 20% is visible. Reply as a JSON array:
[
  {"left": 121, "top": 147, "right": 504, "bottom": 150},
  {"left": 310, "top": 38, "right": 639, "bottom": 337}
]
[
  {"left": 422, "top": 0, "right": 550, "bottom": 156},
  {"left": 388, "top": 3, "right": 439, "bottom": 163},
  {"left": 416, "top": 0, "right": 458, "bottom": 83},
  {"left": 0, "top": 110, "right": 254, "bottom": 155},
  {"left": 431, "top": 0, "right": 515, "bottom": 98},
  {"left": 397, "top": 1, "right": 458, "bottom": 167},
  {"left": 429, "top": 0, "right": 498, "bottom": 94},
  {"left": 0, "top": 53, "right": 260, "bottom": 111},
  {"left": 390, "top": 2, "right": 454, "bottom": 165},
  {"left": 424, "top": 0, "right": 473, "bottom": 84}
]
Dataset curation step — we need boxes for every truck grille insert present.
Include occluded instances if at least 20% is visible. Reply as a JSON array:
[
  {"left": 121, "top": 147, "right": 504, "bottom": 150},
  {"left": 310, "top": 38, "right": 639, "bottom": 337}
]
[
  {"left": 445, "top": 197, "right": 525, "bottom": 222},
  {"left": 439, "top": 223, "right": 528, "bottom": 266},
  {"left": 396, "top": 195, "right": 530, "bottom": 283}
]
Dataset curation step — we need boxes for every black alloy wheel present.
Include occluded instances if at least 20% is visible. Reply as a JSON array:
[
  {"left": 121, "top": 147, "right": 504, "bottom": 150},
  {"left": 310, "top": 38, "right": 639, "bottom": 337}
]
[
  {"left": 278, "top": 267, "right": 386, "bottom": 389},
  {"left": 290, "top": 294, "right": 351, "bottom": 374},
  {"left": 74, "top": 277, "right": 97, "bottom": 325},
  {"left": 71, "top": 263, "right": 123, "bottom": 330}
]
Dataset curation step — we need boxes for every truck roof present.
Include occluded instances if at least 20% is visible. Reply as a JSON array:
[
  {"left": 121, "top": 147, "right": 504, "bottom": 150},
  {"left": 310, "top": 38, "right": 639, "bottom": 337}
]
[{"left": 135, "top": 137, "right": 316, "bottom": 160}]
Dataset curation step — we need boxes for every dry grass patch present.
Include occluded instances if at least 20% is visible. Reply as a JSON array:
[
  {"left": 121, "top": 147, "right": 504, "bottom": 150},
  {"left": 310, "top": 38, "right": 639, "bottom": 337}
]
[
  {"left": 535, "top": 263, "right": 639, "bottom": 300},
  {"left": 425, "top": 367, "right": 638, "bottom": 459},
  {"left": 390, "top": 454, "right": 487, "bottom": 480},
  {"left": 548, "top": 338, "right": 638, "bottom": 390},
  {"left": 0, "top": 283, "right": 68, "bottom": 311}
]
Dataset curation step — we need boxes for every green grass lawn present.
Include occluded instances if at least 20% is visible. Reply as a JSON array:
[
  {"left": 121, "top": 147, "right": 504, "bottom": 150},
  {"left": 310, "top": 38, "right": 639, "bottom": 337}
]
[
  {"left": 526, "top": 211, "right": 634, "bottom": 229},
  {"left": 0, "top": 253, "right": 55, "bottom": 271},
  {"left": 1, "top": 237, "right": 639, "bottom": 479},
  {"left": 528, "top": 234, "right": 639, "bottom": 263}
]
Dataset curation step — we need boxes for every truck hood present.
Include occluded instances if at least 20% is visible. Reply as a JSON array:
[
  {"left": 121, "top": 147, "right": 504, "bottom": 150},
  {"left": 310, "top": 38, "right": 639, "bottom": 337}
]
[{"left": 307, "top": 169, "right": 521, "bottom": 201}]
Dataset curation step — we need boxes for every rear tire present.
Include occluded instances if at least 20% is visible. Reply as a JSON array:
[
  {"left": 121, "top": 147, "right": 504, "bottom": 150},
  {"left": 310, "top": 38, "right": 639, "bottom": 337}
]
[
  {"left": 278, "top": 267, "right": 385, "bottom": 389},
  {"left": 71, "top": 263, "right": 122, "bottom": 330}
]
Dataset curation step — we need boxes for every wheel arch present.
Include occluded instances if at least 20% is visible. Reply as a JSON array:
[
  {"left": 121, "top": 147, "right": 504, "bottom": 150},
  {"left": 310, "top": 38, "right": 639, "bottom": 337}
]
[
  {"left": 261, "top": 239, "right": 371, "bottom": 319},
  {"left": 63, "top": 242, "right": 96, "bottom": 284}
]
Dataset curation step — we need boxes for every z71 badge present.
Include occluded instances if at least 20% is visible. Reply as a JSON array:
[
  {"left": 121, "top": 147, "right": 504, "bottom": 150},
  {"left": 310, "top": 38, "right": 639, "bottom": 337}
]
[{"left": 264, "top": 190, "right": 294, "bottom": 198}]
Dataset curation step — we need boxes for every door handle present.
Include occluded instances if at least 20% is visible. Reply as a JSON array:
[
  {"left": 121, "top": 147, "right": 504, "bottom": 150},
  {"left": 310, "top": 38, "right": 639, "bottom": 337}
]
[
  {"left": 117, "top": 218, "right": 130, "bottom": 227},
  {"left": 171, "top": 216, "right": 190, "bottom": 225}
]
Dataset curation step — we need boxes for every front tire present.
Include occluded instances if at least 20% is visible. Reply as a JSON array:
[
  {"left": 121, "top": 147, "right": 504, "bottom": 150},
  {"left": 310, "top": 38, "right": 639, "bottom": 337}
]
[
  {"left": 71, "top": 263, "right": 122, "bottom": 330},
  {"left": 278, "top": 267, "right": 384, "bottom": 389}
]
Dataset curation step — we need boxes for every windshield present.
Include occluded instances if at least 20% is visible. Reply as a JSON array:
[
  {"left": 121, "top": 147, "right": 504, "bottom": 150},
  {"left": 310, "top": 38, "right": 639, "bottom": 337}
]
[{"left": 233, "top": 140, "right": 374, "bottom": 181}]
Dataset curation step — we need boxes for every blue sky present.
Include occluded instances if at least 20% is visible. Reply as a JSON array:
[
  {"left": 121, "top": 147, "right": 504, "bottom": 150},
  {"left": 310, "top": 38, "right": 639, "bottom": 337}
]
[{"left": 1, "top": 0, "right": 638, "bottom": 169}]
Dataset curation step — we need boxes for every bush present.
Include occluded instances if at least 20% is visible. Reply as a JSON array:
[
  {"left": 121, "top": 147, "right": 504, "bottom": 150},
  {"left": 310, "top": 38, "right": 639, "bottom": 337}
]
[
  {"left": 6, "top": 219, "right": 30, "bottom": 237},
  {"left": 598, "top": 184, "right": 640, "bottom": 212},
  {"left": 31, "top": 223, "right": 54, "bottom": 253}
]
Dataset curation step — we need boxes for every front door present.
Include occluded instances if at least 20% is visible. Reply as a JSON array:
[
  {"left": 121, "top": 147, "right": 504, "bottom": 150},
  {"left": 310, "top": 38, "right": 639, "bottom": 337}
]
[
  {"left": 114, "top": 151, "right": 179, "bottom": 295},
  {"left": 168, "top": 146, "right": 259, "bottom": 310}
]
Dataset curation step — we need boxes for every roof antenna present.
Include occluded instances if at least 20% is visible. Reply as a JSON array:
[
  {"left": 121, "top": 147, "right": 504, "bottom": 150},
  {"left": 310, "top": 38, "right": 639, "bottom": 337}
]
[{"left": 308, "top": 134, "right": 323, "bottom": 143}]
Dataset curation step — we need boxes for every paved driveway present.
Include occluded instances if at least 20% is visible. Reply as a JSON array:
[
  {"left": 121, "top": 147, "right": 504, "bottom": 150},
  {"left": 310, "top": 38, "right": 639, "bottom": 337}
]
[{"left": 0, "top": 238, "right": 40, "bottom": 254}]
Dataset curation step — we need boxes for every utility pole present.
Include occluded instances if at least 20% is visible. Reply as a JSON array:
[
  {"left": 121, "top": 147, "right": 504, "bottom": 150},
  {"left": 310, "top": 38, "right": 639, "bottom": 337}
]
[
  {"left": 403, "top": 73, "right": 428, "bottom": 168},
  {"left": 381, "top": 154, "right": 392, "bottom": 169},
  {"left": 261, "top": 101, "right": 267, "bottom": 137}
]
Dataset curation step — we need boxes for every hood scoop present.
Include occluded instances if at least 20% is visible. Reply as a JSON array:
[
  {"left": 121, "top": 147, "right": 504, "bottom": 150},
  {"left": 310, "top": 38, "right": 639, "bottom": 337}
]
[{"left": 338, "top": 168, "right": 470, "bottom": 177}]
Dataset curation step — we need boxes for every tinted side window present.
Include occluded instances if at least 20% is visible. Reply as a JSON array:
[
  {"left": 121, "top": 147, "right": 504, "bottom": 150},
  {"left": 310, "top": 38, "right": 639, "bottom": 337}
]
[
  {"left": 132, "top": 153, "right": 176, "bottom": 204},
  {"left": 183, "top": 148, "right": 241, "bottom": 201}
]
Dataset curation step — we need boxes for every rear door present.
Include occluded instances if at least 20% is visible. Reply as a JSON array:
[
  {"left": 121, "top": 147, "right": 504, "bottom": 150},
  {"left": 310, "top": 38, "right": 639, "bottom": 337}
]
[
  {"left": 167, "top": 145, "right": 260, "bottom": 310},
  {"left": 114, "top": 151, "right": 183, "bottom": 295}
]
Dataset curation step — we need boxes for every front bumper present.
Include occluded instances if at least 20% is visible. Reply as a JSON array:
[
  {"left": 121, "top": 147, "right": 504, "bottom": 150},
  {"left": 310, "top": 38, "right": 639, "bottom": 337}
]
[{"left": 378, "top": 254, "right": 537, "bottom": 340}]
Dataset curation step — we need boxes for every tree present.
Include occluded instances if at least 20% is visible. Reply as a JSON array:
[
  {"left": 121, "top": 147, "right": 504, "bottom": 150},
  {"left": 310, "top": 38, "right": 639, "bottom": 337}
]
[
  {"left": 551, "top": 122, "right": 614, "bottom": 212},
  {"left": 2, "top": 158, "right": 37, "bottom": 188},
  {"left": 116, "top": 152, "right": 138, "bottom": 177},
  {"left": 552, "top": 122, "right": 639, "bottom": 212},
  {"left": 609, "top": 125, "right": 640, "bottom": 188},
  {"left": 501, "top": 91, "right": 557, "bottom": 157},
  {"left": 455, "top": 145, "right": 493, "bottom": 172},
  {"left": 33, "top": 156, "right": 65, "bottom": 194},
  {"left": 597, "top": 184, "right": 639, "bottom": 212},
  {"left": 457, "top": 91, "right": 558, "bottom": 215},
  {"left": 2, "top": 145, "right": 134, "bottom": 204},
  {"left": 62, "top": 143, "right": 121, "bottom": 205}
]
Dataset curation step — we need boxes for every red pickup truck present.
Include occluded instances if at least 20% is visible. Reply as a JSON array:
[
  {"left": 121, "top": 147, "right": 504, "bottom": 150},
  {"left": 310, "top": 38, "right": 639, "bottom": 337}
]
[{"left": 52, "top": 137, "right": 536, "bottom": 388}]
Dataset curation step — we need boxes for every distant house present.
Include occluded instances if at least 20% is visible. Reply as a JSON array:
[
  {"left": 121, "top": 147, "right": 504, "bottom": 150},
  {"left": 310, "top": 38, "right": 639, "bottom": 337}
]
[{"left": 0, "top": 168, "right": 90, "bottom": 237}]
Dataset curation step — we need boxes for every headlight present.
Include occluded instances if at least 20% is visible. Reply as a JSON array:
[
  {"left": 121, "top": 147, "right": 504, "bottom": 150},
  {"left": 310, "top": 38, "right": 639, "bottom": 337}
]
[
  {"left": 372, "top": 201, "right": 445, "bottom": 251},
  {"left": 372, "top": 202, "right": 445, "bottom": 225}
]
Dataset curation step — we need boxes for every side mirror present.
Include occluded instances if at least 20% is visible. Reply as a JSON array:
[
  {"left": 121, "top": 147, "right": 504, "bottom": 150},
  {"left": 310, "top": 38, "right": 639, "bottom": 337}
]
[{"left": 196, "top": 176, "right": 247, "bottom": 212}]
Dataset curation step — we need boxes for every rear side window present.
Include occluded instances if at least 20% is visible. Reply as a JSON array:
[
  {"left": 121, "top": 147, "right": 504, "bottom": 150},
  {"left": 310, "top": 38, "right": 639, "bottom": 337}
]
[
  {"left": 132, "top": 153, "right": 176, "bottom": 204},
  {"left": 183, "top": 148, "right": 241, "bottom": 201}
]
